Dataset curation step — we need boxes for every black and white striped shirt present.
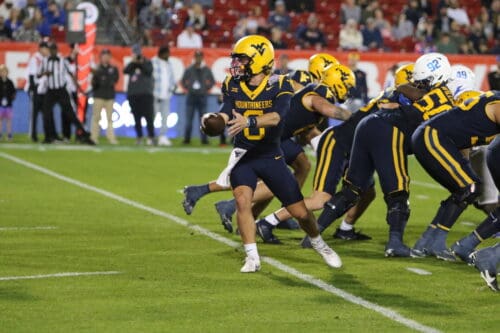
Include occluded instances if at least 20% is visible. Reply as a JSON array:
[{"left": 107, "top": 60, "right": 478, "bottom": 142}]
[{"left": 39, "top": 55, "right": 71, "bottom": 90}]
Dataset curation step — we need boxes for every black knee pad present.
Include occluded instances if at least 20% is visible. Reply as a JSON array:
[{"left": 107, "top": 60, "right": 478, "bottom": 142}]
[{"left": 385, "top": 191, "right": 410, "bottom": 228}]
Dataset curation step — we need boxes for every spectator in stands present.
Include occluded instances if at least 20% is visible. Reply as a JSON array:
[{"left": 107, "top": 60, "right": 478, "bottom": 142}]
[
  {"left": 273, "top": 53, "right": 292, "bottom": 75},
  {"left": 284, "top": 0, "right": 314, "bottom": 12},
  {"left": 361, "top": 17, "right": 383, "bottom": 50},
  {"left": 186, "top": 2, "right": 208, "bottom": 31},
  {"left": 458, "top": 40, "right": 476, "bottom": 54},
  {"left": 416, "top": 0, "right": 432, "bottom": 16},
  {"left": 138, "top": 3, "right": 171, "bottom": 46},
  {"left": 44, "top": 1, "right": 65, "bottom": 27},
  {"left": 13, "top": 18, "right": 41, "bottom": 42},
  {"left": 449, "top": 21, "right": 466, "bottom": 48},
  {"left": 487, "top": 55, "right": 500, "bottom": 90},
  {"left": 268, "top": 0, "right": 291, "bottom": 32},
  {"left": 477, "top": 7, "right": 494, "bottom": 40},
  {"left": 296, "top": 13, "right": 326, "bottom": 50},
  {"left": 0, "top": 1, "right": 13, "bottom": 20},
  {"left": 5, "top": 7, "right": 22, "bottom": 34},
  {"left": 392, "top": 13, "right": 414, "bottom": 40},
  {"left": 339, "top": 18, "right": 363, "bottom": 51},
  {"left": 435, "top": 32, "right": 459, "bottom": 54},
  {"left": 233, "top": 15, "right": 250, "bottom": 41},
  {"left": 416, "top": 16, "right": 437, "bottom": 41},
  {"left": 0, "top": 16, "right": 12, "bottom": 40},
  {"left": 346, "top": 52, "right": 368, "bottom": 111},
  {"left": 247, "top": 5, "right": 269, "bottom": 35},
  {"left": 468, "top": 21, "right": 488, "bottom": 53},
  {"left": 269, "top": 26, "right": 287, "bottom": 49},
  {"left": 404, "top": 0, "right": 424, "bottom": 27},
  {"left": 372, "top": 8, "right": 392, "bottom": 39},
  {"left": 414, "top": 35, "right": 436, "bottom": 53},
  {"left": 90, "top": 49, "right": 119, "bottom": 145},
  {"left": 181, "top": 50, "right": 214, "bottom": 145},
  {"left": 435, "top": 6, "right": 451, "bottom": 34},
  {"left": 177, "top": 21, "right": 203, "bottom": 48},
  {"left": 341, "top": 0, "right": 361, "bottom": 24},
  {"left": 446, "top": 0, "right": 470, "bottom": 26},
  {"left": 152, "top": 45, "right": 176, "bottom": 147},
  {"left": 360, "top": 1, "right": 379, "bottom": 24},
  {"left": 0, "top": 64, "right": 15, "bottom": 142},
  {"left": 22, "top": 0, "right": 39, "bottom": 20},
  {"left": 124, "top": 46, "right": 155, "bottom": 145},
  {"left": 33, "top": 7, "right": 50, "bottom": 37}
]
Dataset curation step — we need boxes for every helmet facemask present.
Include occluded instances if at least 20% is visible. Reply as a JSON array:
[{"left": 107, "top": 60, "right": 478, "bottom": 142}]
[{"left": 230, "top": 54, "right": 253, "bottom": 82}]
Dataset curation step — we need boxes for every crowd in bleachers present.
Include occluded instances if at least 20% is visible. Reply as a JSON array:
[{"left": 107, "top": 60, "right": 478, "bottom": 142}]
[
  {"left": 0, "top": 0, "right": 498, "bottom": 55},
  {"left": 128, "top": 0, "right": 499, "bottom": 54},
  {"left": 0, "top": 0, "right": 70, "bottom": 42}
]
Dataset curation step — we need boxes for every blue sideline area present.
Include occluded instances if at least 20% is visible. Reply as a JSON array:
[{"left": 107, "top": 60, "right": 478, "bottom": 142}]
[{"left": 10, "top": 91, "right": 222, "bottom": 139}]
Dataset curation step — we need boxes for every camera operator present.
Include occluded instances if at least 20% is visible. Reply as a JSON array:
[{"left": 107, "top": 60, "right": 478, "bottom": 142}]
[{"left": 124, "top": 46, "right": 155, "bottom": 145}]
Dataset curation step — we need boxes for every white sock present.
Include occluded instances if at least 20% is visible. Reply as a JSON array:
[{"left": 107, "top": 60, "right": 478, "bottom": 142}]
[
  {"left": 310, "top": 235, "right": 326, "bottom": 248},
  {"left": 244, "top": 243, "right": 259, "bottom": 260},
  {"left": 265, "top": 213, "right": 281, "bottom": 226},
  {"left": 340, "top": 220, "right": 354, "bottom": 231}
]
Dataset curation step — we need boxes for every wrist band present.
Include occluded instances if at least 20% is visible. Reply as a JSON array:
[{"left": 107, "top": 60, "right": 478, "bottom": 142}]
[{"left": 247, "top": 116, "right": 257, "bottom": 128}]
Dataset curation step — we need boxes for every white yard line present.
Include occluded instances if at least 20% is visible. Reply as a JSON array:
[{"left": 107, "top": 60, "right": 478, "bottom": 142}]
[
  {"left": 0, "top": 151, "right": 441, "bottom": 333},
  {"left": 0, "top": 226, "right": 58, "bottom": 231},
  {"left": 0, "top": 271, "right": 121, "bottom": 281},
  {"left": 406, "top": 267, "right": 432, "bottom": 276}
]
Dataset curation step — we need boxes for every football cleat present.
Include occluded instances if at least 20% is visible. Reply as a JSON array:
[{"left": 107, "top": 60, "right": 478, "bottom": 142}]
[
  {"left": 333, "top": 227, "right": 372, "bottom": 241},
  {"left": 385, "top": 241, "right": 412, "bottom": 257},
  {"left": 312, "top": 243, "right": 342, "bottom": 268},
  {"left": 214, "top": 200, "right": 236, "bottom": 233},
  {"left": 427, "top": 243, "right": 456, "bottom": 262},
  {"left": 451, "top": 240, "right": 475, "bottom": 265},
  {"left": 256, "top": 219, "right": 281, "bottom": 244},
  {"left": 470, "top": 246, "right": 499, "bottom": 292},
  {"left": 240, "top": 256, "right": 261, "bottom": 273},
  {"left": 182, "top": 185, "right": 206, "bottom": 215}
]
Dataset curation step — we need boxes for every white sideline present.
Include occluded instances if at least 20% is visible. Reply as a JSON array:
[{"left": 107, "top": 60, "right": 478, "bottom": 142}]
[
  {"left": 406, "top": 267, "right": 432, "bottom": 276},
  {"left": 0, "top": 271, "right": 121, "bottom": 281},
  {"left": 0, "top": 152, "right": 441, "bottom": 333},
  {"left": 0, "top": 226, "right": 57, "bottom": 231}
]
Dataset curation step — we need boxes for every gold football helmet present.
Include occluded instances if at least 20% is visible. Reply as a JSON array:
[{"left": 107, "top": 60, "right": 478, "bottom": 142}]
[
  {"left": 230, "top": 35, "right": 274, "bottom": 81},
  {"left": 309, "top": 53, "right": 339, "bottom": 81},
  {"left": 394, "top": 63, "right": 414, "bottom": 87},
  {"left": 321, "top": 64, "right": 356, "bottom": 102}
]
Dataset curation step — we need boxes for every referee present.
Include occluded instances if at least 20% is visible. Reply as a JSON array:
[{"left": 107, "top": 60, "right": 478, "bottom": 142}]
[{"left": 38, "top": 42, "right": 94, "bottom": 144}]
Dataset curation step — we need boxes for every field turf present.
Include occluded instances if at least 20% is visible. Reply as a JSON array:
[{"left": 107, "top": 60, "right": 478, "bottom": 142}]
[{"left": 0, "top": 138, "right": 497, "bottom": 333}]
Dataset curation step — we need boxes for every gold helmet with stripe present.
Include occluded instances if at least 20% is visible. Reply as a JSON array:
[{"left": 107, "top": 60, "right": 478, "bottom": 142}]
[
  {"left": 308, "top": 53, "right": 339, "bottom": 81},
  {"left": 230, "top": 35, "right": 274, "bottom": 81},
  {"left": 321, "top": 64, "right": 356, "bottom": 102},
  {"left": 395, "top": 63, "right": 414, "bottom": 87}
]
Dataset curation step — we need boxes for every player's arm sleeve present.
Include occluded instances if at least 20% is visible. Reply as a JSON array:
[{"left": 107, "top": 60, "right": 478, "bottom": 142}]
[
  {"left": 273, "top": 76, "right": 293, "bottom": 118},
  {"left": 218, "top": 76, "right": 233, "bottom": 118}
]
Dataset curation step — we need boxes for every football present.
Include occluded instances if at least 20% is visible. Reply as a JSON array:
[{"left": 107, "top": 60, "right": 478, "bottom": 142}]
[
  {"left": 201, "top": 113, "right": 226, "bottom": 136},
  {"left": 396, "top": 83, "right": 427, "bottom": 101}
]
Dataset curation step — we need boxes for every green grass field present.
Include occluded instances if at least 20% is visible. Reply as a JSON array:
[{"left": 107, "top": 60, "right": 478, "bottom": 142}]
[{"left": 0, "top": 138, "right": 497, "bottom": 333}]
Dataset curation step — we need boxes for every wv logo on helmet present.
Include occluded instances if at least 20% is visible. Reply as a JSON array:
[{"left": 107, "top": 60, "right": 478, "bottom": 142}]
[{"left": 251, "top": 43, "right": 266, "bottom": 55}]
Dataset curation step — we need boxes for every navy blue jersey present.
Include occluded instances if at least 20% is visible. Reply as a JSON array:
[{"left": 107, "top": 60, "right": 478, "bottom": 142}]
[
  {"left": 400, "top": 84, "right": 455, "bottom": 132},
  {"left": 220, "top": 74, "right": 294, "bottom": 156},
  {"left": 423, "top": 90, "right": 499, "bottom": 149},
  {"left": 288, "top": 70, "right": 313, "bottom": 87},
  {"left": 281, "top": 83, "right": 336, "bottom": 139},
  {"left": 334, "top": 91, "right": 382, "bottom": 149}
]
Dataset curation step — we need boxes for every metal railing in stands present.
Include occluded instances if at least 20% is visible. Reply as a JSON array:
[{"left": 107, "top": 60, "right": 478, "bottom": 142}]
[{"left": 94, "top": 0, "right": 134, "bottom": 45}]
